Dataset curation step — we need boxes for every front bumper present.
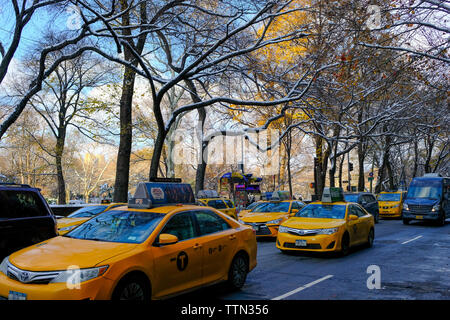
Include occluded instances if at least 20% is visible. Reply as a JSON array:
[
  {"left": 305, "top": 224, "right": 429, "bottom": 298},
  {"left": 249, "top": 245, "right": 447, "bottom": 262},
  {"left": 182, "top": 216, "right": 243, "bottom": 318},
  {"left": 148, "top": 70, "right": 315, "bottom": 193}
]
[
  {"left": 0, "top": 271, "right": 114, "bottom": 300},
  {"left": 379, "top": 208, "right": 402, "bottom": 218},
  {"left": 276, "top": 232, "right": 340, "bottom": 252},
  {"left": 242, "top": 222, "right": 279, "bottom": 237},
  {"left": 402, "top": 210, "right": 441, "bottom": 221}
]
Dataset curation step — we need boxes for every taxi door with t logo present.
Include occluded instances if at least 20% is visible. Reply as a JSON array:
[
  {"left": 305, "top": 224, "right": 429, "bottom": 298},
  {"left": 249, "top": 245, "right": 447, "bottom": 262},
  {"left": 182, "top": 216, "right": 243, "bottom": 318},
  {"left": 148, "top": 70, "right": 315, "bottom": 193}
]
[{"left": 151, "top": 211, "right": 203, "bottom": 298}]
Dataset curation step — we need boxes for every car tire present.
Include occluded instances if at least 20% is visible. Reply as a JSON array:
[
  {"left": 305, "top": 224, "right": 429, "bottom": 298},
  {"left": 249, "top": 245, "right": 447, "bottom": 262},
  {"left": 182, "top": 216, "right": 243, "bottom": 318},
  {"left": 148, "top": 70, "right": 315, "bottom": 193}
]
[
  {"left": 112, "top": 274, "right": 151, "bottom": 301},
  {"left": 403, "top": 219, "right": 410, "bottom": 225},
  {"left": 227, "top": 253, "right": 249, "bottom": 290},
  {"left": 367, "top": 229, "right": 374, "bottom": 248},
  {"left": 340, "top": 233, "right": 350, "bottom": 256},
  {"left": 437, "top": 213, "right": 446, "bottom": 227}
]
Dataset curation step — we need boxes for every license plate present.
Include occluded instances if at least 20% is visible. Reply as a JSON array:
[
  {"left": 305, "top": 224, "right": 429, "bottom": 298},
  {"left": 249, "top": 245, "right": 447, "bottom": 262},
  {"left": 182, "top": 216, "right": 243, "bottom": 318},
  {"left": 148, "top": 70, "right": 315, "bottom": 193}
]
[
  {"left": 8, "top": 291, "right": 27, "bottom": 300},
  {"left": 295, "top": 239, "right": 307, "bottom": 247},
  {"left": 416, "top": 215, "right": 423, "bottom": 220}
]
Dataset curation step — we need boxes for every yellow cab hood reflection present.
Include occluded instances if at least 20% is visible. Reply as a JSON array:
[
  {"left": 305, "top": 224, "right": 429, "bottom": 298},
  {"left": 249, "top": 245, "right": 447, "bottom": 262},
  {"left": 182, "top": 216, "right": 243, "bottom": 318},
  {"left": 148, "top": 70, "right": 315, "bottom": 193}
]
[
  {"left": 241, "top": 212, "right": 287, "bottom": 223},
  {"left": 9, "top": 236, "right": 138, "bottom": 271},
  {"left": 283, "top": 217, "right": 345, "bottom": 229}
]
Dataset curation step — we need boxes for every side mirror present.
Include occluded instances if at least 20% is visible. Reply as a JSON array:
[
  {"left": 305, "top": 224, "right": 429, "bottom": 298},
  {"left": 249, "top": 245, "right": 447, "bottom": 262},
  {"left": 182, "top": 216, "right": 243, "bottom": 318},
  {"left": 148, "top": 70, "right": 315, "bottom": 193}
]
[
  {"left": 349, "top": 214, "right": 359, "bottom": 221},
  {"left": 156, "top": 233, "right": 179, "bottom": 246},
  {"left": 290, "top": 209, "right": 299, "bottom": 216}
]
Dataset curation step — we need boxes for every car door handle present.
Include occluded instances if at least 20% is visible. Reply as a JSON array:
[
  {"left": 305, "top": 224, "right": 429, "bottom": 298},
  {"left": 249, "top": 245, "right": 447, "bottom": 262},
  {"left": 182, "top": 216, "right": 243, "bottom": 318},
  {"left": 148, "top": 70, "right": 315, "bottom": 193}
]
[
  {"left": 193, "top": 243, "right": 203, "bottom": 250},
  {"left": 229, "top": 235, "right": 236, "bottom": 240}
]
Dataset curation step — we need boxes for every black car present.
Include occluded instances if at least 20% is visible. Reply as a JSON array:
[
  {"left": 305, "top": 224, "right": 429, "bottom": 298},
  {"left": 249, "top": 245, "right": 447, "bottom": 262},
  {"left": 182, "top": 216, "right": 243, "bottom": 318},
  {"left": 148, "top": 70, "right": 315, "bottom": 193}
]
[
  {"left": 344, "top": 192, "right": 380, "bottom": 223},
  {"left": 0, "top": 183, "right": 58, "bottom": 259}
]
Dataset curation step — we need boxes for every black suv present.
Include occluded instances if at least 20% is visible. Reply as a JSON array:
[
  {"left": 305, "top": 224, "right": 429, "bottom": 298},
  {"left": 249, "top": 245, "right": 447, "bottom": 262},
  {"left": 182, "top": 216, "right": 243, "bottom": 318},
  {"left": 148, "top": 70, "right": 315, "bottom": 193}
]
[
  {"left": 0, "top": 183, "right": 58, "bottom": 259},
  {"left": 344, "top": 192, "right": 380, "bottom": 223}
]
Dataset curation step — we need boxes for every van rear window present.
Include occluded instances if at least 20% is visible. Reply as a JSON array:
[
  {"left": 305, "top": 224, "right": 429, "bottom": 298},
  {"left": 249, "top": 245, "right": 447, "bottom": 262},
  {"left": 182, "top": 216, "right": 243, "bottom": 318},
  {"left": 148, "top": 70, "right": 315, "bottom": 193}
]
[{"left": 0, "top": 190, "right": 48, "bottom": 219}]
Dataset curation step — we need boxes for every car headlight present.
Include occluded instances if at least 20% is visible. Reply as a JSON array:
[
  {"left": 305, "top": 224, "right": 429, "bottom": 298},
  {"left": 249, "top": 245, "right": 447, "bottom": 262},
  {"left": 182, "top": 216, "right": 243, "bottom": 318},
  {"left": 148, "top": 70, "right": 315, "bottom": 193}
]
[
  {"left": 403, "top": 203, "right": 409, "bottom": 210},
  {"left": 316, "top": 228, "right": 339, "bottom": 235},
  {"left": 432, "top": 204, "right": 440, "bottom": 212},
  {"left": 238, "top": 219, "right": 245, "bottom": 224},
  {"left": 266, "top": 218, "right": 283, "bottom": 225},
  {"left": 278, "top": 225, "right": 288, "bottom": 233},
  {"left": 0, "top": 257, "right": 9, "bottom": 275},
  {"left": 49, "top": 265, "right": 109, "bottom": 284}
]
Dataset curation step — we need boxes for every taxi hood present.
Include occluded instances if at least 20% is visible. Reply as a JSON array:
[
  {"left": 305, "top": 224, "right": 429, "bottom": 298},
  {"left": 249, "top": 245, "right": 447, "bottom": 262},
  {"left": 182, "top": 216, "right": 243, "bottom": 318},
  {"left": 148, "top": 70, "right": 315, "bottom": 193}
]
[
  {"left": 283, "top": 217, "right": 346, "bottom": 229},
  {"left": 241, "top": 212, "right": 288, "bottom": 223},
  {"left": 9, "top": 236, "right": 138, "bottom": 271},
  {"left": 57, "top": 217, "right": 89, "bottom": 227}
]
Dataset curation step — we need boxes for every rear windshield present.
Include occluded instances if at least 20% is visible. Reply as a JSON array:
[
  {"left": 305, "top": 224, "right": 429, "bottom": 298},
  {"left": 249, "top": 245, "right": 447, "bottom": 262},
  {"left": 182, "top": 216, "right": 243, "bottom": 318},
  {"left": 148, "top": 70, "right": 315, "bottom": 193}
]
[
  {"left": 0, "top": 190, "right": 49, "bottom": 219},
  {"left": 344, "top": 194, "right": 359, "bottom": 203},
  {"left": 68, "top": 205, "right": 108, "bottom": 218}
]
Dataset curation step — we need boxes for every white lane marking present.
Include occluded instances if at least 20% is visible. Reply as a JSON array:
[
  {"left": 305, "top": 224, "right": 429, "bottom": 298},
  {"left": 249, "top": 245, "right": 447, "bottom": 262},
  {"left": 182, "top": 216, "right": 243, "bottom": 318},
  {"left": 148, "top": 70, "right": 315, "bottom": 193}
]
[
  {"left": 401, "top": 235, "right": 423, "bottom": 244},
  {"left": 271, "top": 275, "right": 334, "bottom": 300}
]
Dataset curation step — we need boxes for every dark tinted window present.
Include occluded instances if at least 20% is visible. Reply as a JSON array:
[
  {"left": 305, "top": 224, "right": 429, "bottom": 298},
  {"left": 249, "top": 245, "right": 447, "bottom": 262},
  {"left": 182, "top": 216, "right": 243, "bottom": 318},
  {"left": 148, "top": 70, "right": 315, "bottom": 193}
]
[
  {"left": 350, "top": 205, "right": 366, "bottom": 217},
  {"left": 161, "top": 212, "right": 196, "bottom": 241},
  {"left": 195, "top": 211, "right": 230, "bottom": 235},
  {"left": 0, "top": 190, "right": 48, "bottom": 219},
  {"left": 224, "top": 200, "right": 234, "bottom": 208},
  {"left": 207, "top": 200, "right": 227, "bottom": 209}
]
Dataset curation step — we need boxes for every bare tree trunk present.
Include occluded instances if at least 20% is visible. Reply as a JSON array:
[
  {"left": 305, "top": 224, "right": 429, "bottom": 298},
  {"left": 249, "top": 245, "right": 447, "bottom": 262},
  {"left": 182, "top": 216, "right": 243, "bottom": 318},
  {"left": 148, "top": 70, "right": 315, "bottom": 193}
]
[
  {"left": 55, "top": 137, "right": 66, "bottom": 205},
  {"left": 357, "top": 142, "right": 365, "bottom": 191}
]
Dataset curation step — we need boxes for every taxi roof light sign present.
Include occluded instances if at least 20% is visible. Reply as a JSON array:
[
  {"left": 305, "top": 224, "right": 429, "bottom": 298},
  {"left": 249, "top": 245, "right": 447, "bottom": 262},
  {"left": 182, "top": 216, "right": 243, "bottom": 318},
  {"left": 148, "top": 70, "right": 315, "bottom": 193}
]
[
  {"left": 270, "top": 190, "right": 291, "bottom": 202},
  {"left": 128, "top": 181, "right": 195, "bottom": 209},
  {"left": 322, "top": 187, "right": 345, "bottom": 203}
]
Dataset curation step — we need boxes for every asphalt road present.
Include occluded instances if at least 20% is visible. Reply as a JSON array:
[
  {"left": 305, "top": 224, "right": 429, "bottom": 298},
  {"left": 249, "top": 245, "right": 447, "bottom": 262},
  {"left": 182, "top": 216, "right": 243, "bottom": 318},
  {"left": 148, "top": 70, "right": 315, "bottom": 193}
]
[{"left": 173, "top": 218, "right": 450, "bottom": 300}]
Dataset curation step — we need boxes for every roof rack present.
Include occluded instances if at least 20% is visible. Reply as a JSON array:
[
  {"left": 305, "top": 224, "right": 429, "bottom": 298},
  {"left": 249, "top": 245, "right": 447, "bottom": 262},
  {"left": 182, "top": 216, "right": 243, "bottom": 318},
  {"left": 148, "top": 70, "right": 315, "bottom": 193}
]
[{"left": 0, "top": 182, "right": 32, "bottom": 188}]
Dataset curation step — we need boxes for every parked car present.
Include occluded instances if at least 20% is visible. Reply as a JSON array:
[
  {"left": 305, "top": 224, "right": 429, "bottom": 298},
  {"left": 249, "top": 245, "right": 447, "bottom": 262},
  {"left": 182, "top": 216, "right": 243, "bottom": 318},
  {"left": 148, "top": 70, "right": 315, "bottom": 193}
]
[
  {"left": 0, "top": 183, "right": 58, "bottom": 260},
  {"left": 343, "top": 192, "right": 379, "bottom": 223}
]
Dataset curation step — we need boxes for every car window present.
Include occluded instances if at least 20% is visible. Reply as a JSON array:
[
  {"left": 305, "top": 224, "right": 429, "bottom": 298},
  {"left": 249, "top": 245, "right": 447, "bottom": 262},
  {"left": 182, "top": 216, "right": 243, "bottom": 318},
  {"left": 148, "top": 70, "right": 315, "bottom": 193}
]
[
  {"left": 291, "top": 202, "right": 300, "bottom": 210},
  {"left": 207, "top": 200, "right": 227, "bottom": 209},
  {"left": 68, "top": 205, "right": 107, "bottom": 218},
  {"left": 0, "top": 190, "right": 48, "bottom": 219},
  {"left": 194, "top": 210, "right": 230, "bottom": 236},
  {"left": 344, "top": 194, "right": 359, "bottom": 203},
  {"left": 362, "top": 195, "right": 372, "bottom": 203},
  {"left": 295, "top": 204, "right": 347, "bottom": 219},
  {"left": 351, "top": 205, "right": 366, "bottom": 217},
  {"left": 224, "top": 200, "right": 234, "bottom": 208},
  {"left": 161, "top": 211, "right": 196, "bottom": 241}
]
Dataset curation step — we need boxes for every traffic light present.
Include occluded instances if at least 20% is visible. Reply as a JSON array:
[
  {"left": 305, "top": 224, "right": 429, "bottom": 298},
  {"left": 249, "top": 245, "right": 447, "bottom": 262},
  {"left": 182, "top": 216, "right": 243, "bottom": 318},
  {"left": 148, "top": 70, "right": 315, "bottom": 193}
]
[{"left": 349, "top": 162, "right": 354, "bottom": 172}]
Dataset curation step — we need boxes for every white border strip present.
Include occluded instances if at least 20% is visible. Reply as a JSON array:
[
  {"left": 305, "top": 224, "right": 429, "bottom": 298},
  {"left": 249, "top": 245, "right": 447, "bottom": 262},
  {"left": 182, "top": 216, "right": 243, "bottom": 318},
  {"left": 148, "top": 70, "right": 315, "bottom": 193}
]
[
  {"left": 401, "top": 235, "right": 423, "bottom": 245},
  {"left": 271, "top": 275, "right": 334, "bottom": 300}
]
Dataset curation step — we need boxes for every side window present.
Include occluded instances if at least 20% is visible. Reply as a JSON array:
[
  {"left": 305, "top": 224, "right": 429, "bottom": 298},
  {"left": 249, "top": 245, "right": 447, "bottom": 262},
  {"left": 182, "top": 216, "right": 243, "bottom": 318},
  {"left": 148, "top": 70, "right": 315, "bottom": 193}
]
[
  {"left": 207, "top": 200, "right": 227, "bottom": 209},
  {"left": 0, "top": 190, "right": 47, "bottom": 219},
  {"left": 363, "top": 195, "right": 373, "bottom": 203},
  {"left": 224, "top": 200, "right": 234, "bottom": 208},
  {"left": 160, "top": 212, "right": 196, "bottom": 241},
  {"left": 291, "top": 202, "right": 300, "bottom": 210},
  {"left": 354, "top": 205, "right": 367, "bottom": 217},
  {"left": 194, "top": 210, "right": 230, "bottom": 236}
]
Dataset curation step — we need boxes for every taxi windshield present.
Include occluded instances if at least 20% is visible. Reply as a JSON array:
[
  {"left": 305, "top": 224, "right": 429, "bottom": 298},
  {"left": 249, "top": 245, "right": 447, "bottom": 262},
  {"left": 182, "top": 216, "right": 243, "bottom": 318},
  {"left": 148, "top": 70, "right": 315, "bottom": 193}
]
[
  {"left": 65, "top": 210, "right": 165, "bottom": 244},
  {"left": 343, "top": 194, "right": 359, "bottom": 203},
  {"left": 295, "top": 204, "right": 346, "bottom": 219},
  {"left": 67, "top": 205, "right": 107, "bottom": 218},
  {"left": 251, "top": 202, "right": 290, "bottom": 213},
  {"left": 377, "top": 193, "right": 401, "bottom": 202}
]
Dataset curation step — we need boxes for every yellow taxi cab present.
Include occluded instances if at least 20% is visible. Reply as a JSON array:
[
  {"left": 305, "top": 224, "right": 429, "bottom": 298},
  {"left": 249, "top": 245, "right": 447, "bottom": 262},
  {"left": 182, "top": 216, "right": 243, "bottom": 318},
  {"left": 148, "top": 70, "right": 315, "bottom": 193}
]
[
  {"left": 196, "top": 190, "right": 237, "bottom": 219},
  {"left": 57, "top": 203, "right": 126, "bottom": 235},
  {"left": 377, "top": 191, "right": 407, "bottom": 218},
  {"left": 0, "top": 180, "right": 257, "bottom": 300},
  {"left": 238, "top": 201, "right": 267, "bottom": 217},
  {"left": 238, "top": 192, "right": 305, "bottom": 238},
  {"left": 276, "top": 187, "right": 375, "bottom": 256}
]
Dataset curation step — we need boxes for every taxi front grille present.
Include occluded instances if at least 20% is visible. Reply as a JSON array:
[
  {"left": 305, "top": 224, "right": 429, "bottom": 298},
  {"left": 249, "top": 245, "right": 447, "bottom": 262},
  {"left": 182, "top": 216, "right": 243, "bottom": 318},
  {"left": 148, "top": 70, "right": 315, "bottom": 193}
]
[
  {"left": 6, "top": 263, "right": 59, "bottom": 285},
  {"left": 283, "top": 242, "right": 322, "bottom": 249},
  {"left": 255, "top": 226, "right": 272, "bottom": 235}
]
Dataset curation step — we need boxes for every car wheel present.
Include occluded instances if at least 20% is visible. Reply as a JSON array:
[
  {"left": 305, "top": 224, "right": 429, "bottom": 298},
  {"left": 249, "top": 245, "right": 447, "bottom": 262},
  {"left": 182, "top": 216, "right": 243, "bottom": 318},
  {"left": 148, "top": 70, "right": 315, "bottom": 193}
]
[
  {"left": 403, "top": 219, "right": 410, "bottom": 225},
  {"left": 367, "top": 229, "right": 374, "bottom": 248},
  {"left": 228, "top": 253, "right": 249, "bottom": 290},
  {"left": 437, "top": 213, "right": 446, "bottom": 226},
  {"left": 112, "top": 275, "right": 150, "bottom": 301},
  {"left": 340, "top": 233, "right": 350, "bottom": 256}
]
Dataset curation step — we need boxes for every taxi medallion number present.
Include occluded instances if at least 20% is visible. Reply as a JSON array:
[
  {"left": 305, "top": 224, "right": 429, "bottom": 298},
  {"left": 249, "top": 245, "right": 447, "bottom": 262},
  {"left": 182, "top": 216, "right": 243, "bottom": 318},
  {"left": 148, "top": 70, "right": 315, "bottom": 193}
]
[{"left": 295, "top": 239, "right": 307, "bottom": 247}]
